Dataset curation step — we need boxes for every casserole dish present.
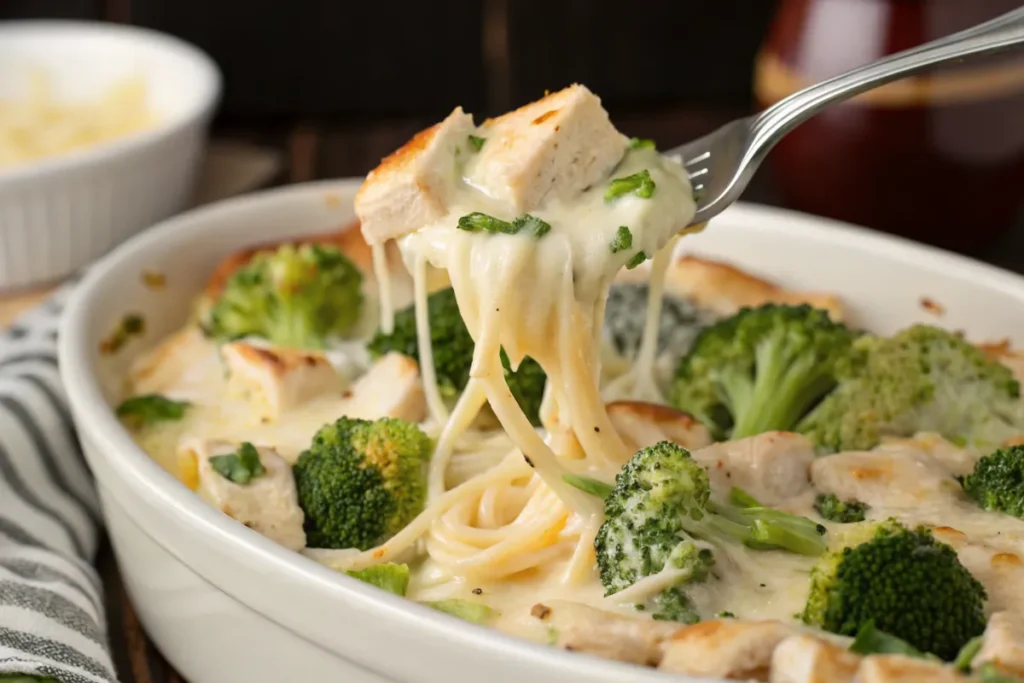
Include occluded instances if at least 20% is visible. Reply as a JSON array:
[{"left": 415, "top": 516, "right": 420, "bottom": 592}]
[{"left": 59, "top": 179, "right": 1024, "bottom": 683}]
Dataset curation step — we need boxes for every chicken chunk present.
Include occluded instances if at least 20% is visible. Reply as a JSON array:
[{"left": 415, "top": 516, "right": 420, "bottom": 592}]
[
  {"left": 606, "top": 401, "right": 713, "bottom": 453},
  {"left": 616, "top": 255, "right": 846, "bottom": 322},
  {"left": 178, "top": 438, "right": 305, "bottom": 551},
  {"left": 659, "top": 619, "right": 801, "bottom": 680},
  {"left": 221, "top": 341, "right": 343, "bottom": 420},
  {"left": 468, "top": 84, "right": 628, "bottom": 211},
  {"left": 810, "top": 448, "right": 962, "bottom": 509},
  {"left": 355, "top": 85, "right": 629, "bottom": 245},
  {"left": 355, "top": 107, "right": 475, "bottom": 245},
  {"left": 541, "top": 600, "right": 678, "bottom": 666},
  {"left": 692, "top": 432, "right": 815, "bottom": 506},
  {"left": 946, "top": 540, "right": 1024, "bottom": 617},
  {"left": 770, "top": 634, "right": 860, "bottom": 683},
  {"left": 874, "top": 432, "right": 980, "bottom": 479},
  {"left": 128, "top": 326, "right": 222, "bottom": 401},
  {"left": 855, "top": 655, "right": 967, "bottom": 683},
  {"left": 974, "top": 611, "right": 1024, "bottom": 676},
  {"left": 340, "top": 352, "right": 426, "bottom": 423}
]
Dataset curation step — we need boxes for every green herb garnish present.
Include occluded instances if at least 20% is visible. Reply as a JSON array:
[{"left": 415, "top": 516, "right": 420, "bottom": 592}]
[
  {"left": 625, "top": 251, "right": 647, "bottom": 269},
  {"left": 210, "top": 442, "right": 266, "bottom": 485},
  {"left": 715, "top": 611, "right": 736, "bottom": 619},
  {"left": 850, "top": 621, "right": 936, "bottom": 660},
  {"left": 609, "top": 226, "right": 633, "bottom": 254},
  {"left": 954, "top": 635, "right": 984, "bottom": 672},
  {"left": 629, "top": 137, "right": 656, "bottom": 150},
  {"left": 468, "top": 135, "right": 486, "bottom": 151},
  {"left": 115, "top": 394, "right": 189, "bottom": 429},
  {"left": 562, "top": 473, "right": 614, "bottom": 499},
  {"left": 424, "top": 599, "right": 498, "bottom": 624},
  {"left": 346, "top": 563, "right": 410, "bottom": 596},
  {"left": 457, "top": 212, "right": 516, "bottom": 234},
  {"left": 605, "top": 169, "right": 656, "bottom": 201},
  {"left": 99, "top": 313, "right": 146, "bottom": 354},
  {"left": 513, "top": 214, "right": 552, "bottom": 238}
]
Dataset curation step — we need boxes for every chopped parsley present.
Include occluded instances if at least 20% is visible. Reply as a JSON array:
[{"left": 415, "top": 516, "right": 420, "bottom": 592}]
[
  {"left": 468, "top": 135, "right": 486, "bottom": 151},
  {"left": 457, "top": 212, "right": 517, "bottom": 234},
  {"left": 850, "top": 621, "right": 935, "bottom": 660},
  {"left": 210, "top": 442, "right": 266, "bottom": 485},
  {"left": 458, "top": 212, "right": 551, "bottom": 238},
  {"left": 99, "top": 313, "right": 146, "bottom": 354},
  {"left": 605, "top": 169, "right": 656, "bottom": 201},
  {"left": 629, "top": 137, "right": 656, "bottom": 150},
  {"left": 625, "top": 251, "right": 648, "bottom": 269},
  {"left": 562, "top": 473, "right": 614, "bottom": 499},
  {"left": 715, "top": 611, "right": 736, "bottom": 619},
  {"left": 609, "top": 226, "right": 633, "bottom": 253},
  {"left": 115, "top": 394, "right": 189, "bottom": 429},
  {"left": 513, "top": 214, "right": 552, "bottom": 238}
]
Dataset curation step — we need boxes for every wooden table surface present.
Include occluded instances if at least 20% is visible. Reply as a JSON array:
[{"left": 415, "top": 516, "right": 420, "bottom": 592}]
[{"left": 2, "top": 110, "right": 1022, "bottom": 683}]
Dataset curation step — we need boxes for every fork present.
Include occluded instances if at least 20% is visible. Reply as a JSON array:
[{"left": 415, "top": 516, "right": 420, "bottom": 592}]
[{"left": 669, "top": 6, "right": 1024, "bottom": 227}]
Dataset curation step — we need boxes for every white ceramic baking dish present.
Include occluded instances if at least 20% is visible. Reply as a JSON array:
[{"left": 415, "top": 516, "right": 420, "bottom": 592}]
[
  {"left": 0, "top": 20, "right": 221, "bottom": 290},
  {"left": 59, "top": 179, "right": 1024, "bottom": 683}
]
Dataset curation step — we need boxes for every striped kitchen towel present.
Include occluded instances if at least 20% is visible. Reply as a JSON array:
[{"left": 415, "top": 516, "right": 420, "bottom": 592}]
[{"left": 0, "top": 277, "right": 117, "bottom": 683}]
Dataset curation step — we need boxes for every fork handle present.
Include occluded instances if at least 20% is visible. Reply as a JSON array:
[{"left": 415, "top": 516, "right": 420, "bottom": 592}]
[{"left": 750, "top": 6, "right": 1024, "bottom": 149}]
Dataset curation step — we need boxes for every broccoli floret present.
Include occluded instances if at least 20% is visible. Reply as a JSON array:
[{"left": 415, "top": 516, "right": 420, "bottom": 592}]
[
  {"left": 293, "top": 417, "right": 431, "bottom": 550},
  {"left": 203, "top": 242, "right": 363, "bottom": 349},
  {"left": 670, "top": 304, "right": 857, "bottom": 440},
  {"left": 345, "top": 563, "right": 410, "bottom": 596},
  {"left": 367, "top": 287, "right": 547, "bottom": 425},
  {"left": 962, "top": 445, "right": 1024, "bottom": 518},
  {"left": 799, "top": 325, "right": 1023, "bottom": 453},
  {"left": 594, "top": 441, "right": 826, "bottom": 623},
  {"left": 801, "top": 520, "right": 987, "bottom": 660},
  {"left": 814, "top": 493, "right": 868, "bottom": 523}
]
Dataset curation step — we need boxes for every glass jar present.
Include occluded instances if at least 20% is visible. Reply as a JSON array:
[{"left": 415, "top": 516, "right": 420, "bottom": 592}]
[{"left": 755, "top": 0, "right": 1024, "bottom": 252}]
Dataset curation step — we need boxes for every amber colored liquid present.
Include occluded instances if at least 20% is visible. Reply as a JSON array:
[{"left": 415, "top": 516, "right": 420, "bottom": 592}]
[{"left": 756, "top": 0, "right": 1024, "bottom": 252}]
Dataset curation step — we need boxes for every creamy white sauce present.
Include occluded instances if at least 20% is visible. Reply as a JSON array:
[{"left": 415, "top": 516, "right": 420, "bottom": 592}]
[{"left": 121, "top": 95, "right": 1024, "bottom": 676}]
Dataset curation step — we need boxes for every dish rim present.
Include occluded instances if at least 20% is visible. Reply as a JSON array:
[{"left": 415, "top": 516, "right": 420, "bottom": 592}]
[
  {"left": 0, "top": 19, "right": 222, "bottom": 187},
  {"left": 58, "top": 178, "right": 1024, "bottom": 679}
]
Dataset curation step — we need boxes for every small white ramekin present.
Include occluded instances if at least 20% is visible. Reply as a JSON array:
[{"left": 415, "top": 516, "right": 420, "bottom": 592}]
[{"left": 0, "top": 20, "right": 221, "bottom": 290}]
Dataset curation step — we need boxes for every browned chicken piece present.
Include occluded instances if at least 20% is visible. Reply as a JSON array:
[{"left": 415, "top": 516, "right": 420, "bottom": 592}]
[
  {"left": 221, "top": 342, "right": 342, "bottom": 420},
  {"left": 692, "top": 432, "right": 815, "bottom": 506},
  {"left": 659, "top": 619, "right": 803, "bottom": 680},
  {"left": 810, "top": 448, "right": 963, "bottom": 509},
  {"left": 540, "top": 600, "right": 679, "bottom": 667},
  {"left": 974, "top": 611, "right": 1024, "bottom": 677},
  {"left": 854, "top": 654, "right": 969, "bottom": 683},
  {"left": 606, "top": 400, "right": 714, "bottom": 453},
  {"left": 615, "top": 254, "right": 845, "bottom": 321},
  {"left": 769, "top": 634, "right": 860, "bottom": 683}
]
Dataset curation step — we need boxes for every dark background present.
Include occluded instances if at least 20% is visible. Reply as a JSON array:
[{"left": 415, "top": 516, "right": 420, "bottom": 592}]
[
  {"left": 4, "top": 0, "right": 1020, "bottom": 263},
  {"left": 1, "top": 0, "right": 779, "bottom": 183}
]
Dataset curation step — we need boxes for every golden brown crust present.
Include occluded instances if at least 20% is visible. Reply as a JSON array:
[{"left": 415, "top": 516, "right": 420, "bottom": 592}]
[
  {"left": 617, "top": 255, "right": 845, "bottom": 321},
  {"left": 364, "top": 121, "right": 442, "bottom": 180}
]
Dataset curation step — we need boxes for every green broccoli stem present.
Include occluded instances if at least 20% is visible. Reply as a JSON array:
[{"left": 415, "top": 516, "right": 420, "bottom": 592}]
[
  {"left": 688, "top": 490, "right": 827, "bottom": 557},
  {"left": 731, "top": 341, "right": 835, "bottom": 439},
  {"left": 272, "top": 297, "right": 324, "bottom": 349},
  {"left": 717, "top": 367, "right": 755, "bottom": 425}
]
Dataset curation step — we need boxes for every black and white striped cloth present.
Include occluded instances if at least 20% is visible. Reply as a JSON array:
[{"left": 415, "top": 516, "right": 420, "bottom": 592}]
[{"left": 0, "top": 278, "right": 117, "bottom": 683}]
